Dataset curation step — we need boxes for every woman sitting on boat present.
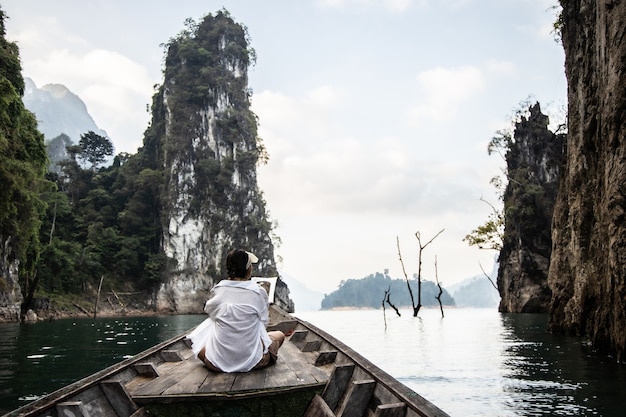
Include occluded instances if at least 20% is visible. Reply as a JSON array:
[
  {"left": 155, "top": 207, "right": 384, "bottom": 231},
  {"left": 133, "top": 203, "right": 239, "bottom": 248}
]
[{"left": 187, "top": 249, "right": 285, "bottom": 372}]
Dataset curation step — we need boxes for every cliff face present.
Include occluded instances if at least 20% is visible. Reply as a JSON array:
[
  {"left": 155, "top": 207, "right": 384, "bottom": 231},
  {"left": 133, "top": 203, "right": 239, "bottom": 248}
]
[
  {"left": 548, "top": 1, "right": 626, "bottom": 360},
  {"left": 498, "top": 104, "right": 564, "bottom": 313},
  {"left": 151, "top": 12, "right": 293, "bottom": 313},
  {"left": 0, "top": 247, "right": 21, "bottom": 321},
  {"left": 0, "top": 10, "right": 48, "bottom": 321}
]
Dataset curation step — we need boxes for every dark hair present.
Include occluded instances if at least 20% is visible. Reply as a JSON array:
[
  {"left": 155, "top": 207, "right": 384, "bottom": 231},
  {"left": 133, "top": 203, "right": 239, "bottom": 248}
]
[{"left": 226, "top": 249, "right": 249, "bottom": 278}]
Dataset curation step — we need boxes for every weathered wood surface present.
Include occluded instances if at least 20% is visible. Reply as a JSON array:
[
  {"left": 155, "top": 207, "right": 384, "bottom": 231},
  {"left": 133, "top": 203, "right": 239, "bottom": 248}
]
[
  {"left": 128, "top": 332, "right": 330, "bottom": 403},
  {"left": 304, "top": 394, "right": 335, "bottom": 417}
]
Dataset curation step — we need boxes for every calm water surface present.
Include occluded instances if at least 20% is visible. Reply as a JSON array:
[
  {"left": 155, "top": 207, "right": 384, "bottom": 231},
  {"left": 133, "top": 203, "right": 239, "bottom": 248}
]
[
  {"left": 297, "top": 309, "right": 626, "bottom": 417},
  {"left": 0, "top": 314, "right": 205, "bottom": 414},
  {"left": 1, "top": 308, "right": 625, "bottom": 416}
]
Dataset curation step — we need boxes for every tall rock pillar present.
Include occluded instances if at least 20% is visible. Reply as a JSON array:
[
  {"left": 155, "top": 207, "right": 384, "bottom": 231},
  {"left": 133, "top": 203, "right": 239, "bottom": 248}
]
[
  {"left": 151, "top": 11, "right": 293, "bottom": 313},
  {"left": 548, "top": 1, "right": 626, "bottom": 360},
  {"left": 498, "top": 104, "right": 564, "bottom": 313}
]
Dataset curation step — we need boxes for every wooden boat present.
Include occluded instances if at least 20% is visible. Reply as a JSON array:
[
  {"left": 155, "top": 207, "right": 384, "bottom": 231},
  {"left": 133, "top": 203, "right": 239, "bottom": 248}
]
[{"left": 2, "top": 305, "right": 450, "bottom": 417}]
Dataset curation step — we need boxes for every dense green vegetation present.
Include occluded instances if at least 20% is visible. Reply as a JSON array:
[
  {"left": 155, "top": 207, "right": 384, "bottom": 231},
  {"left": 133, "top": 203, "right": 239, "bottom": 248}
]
[
  {"left": 0, "top": 9, "right": 50, "bottom": 312},
  {"left": 36, "top": 131, "right": 165, "bottom": 295},
  {"left": 321, "top": 272, "right": 455, "bottom": 310},
  {"left": 0, "top": 8, "right": 278, "bottom": 316}
]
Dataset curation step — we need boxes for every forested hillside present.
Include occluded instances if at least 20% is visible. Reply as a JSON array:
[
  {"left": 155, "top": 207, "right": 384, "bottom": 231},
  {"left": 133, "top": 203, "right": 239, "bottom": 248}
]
[
  {"left": 0, "top": 9, "right": 49, "bottom": 320},
  {"left": 0, "top": 8, "right": 292, "bottom": 320},
  {"left": 321, "top": 272, "right": 455, "bottom": 310}
]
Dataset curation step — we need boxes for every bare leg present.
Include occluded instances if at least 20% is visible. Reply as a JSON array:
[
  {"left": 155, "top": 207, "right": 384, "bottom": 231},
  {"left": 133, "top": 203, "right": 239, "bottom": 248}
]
[
  {"left": 198, "top": 347, "right": 222, "bottom": 372},
  {"left": 253, "top": 331, "right": 285, "bottom": 369}
]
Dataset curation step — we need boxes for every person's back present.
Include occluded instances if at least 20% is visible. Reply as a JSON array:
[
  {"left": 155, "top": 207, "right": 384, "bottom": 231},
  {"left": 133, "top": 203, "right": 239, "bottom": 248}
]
[
  {"left": 187, "top": 249, "right": 285, "bottom": 372},
  {"left": 202, "top": 281, "right": 270, "bottom": 372}
]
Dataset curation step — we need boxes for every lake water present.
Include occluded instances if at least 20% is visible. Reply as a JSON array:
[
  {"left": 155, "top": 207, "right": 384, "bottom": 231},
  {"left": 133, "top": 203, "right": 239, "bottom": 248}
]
[{"left": 1, "top": 308, "right": 625, "bottom": 416}]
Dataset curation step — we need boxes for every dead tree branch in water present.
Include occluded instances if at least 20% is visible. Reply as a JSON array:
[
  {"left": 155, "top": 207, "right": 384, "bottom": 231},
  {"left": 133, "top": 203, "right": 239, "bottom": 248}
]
[
  {"left": 413, "top": 229, "right": 445, "bottom": 317},
  {"left": 434, "top": 255, "right": 444, "bottom": 318},
  {"left": 382, "top": 291, "right": 387, "bottom": 331},
  {"left": 384, "top": 286, "right": 401, "bottom": 317},
  {"left": 397, "top": 236, "right": 416, "bottom": 313}
]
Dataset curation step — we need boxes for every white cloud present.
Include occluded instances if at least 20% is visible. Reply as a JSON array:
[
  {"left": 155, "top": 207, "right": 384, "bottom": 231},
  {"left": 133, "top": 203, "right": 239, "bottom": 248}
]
[
  {"left": 314, "top": 0, "right": 417, "bottom": 12},
  {"left": 2, "top": 0, "right": 565, "bottom": 294},
  {"left": 408, "top": 65, "right": 485, "bottom": 126},
  {"left": 486, "top": 59, "right": 517, "bottom": 76},
  {"left": 23, "top": 48, "right": 153, "bottom": 153},
  {"left": 8, "top": 15, "right": 154, "bottom": 153}
]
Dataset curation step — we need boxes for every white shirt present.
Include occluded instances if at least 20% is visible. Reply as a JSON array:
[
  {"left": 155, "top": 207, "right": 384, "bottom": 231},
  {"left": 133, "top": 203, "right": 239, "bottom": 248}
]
[{"left": 187, "top": 280, "right": 272, "bottom": 372}]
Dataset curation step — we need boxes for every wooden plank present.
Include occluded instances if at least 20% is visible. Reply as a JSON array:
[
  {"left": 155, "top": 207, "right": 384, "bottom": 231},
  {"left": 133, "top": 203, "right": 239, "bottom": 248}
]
[
  {"left": 374, "top": 403, "right": 407, "bottom": 417},
  {"left": 336, "top": 379, "right": 376, "bottom": 417},
  {"left": 231, "top": 367, "right": 268, "bottom": 391},
  {"left": 131, "top": 358, "right": 204, "bottom": 397},
  {"left": 323, "top": 364, "right": 355, "bottom": 411},
  {"left": 267, "top": 319, "right": 299, "bottom": 334},
  {"left": 304, "top": 394, "right": 336, "bottom": 417},
  {"left": 263, "top": 350, "right": 303, "bottom": 389},
  {"left": 290, "top": 329, "right": 309, "bottom": 343},
  {"left": 56, "top": 401, "right": 88, "bottom": 417},
  {"left": 161, "top": 349, "right": 184, "bottom": 362},
  {"left": 161, "top": 361, "right": 209, "bottom": 395},
  {"left": 302, "top": 340, "right": 323, "bottom": 352},
  {"left": 133, "top": 363, "right": 159, "bottom": 378},
  {"left": 153, "top": 360, "right": 181, "bottom": 375},
  {"left": 130, "top": 407, "right": 150, "bottom": 417},
  {"left": 100, "top": 380, "right": 138, "bottom": 416},
  {"left": 180, "top": 348, "right": 195, "bottom": 360},
  {"left": 278, "top": 339, "right": 324, "bottom": 385},
  {"left": 196, "top": 370, "right": 236, "bottom": 393},
  {"left": 315, "top": 351, "right": 337, "bottom": 366},
  {"left": 124, "top": 375, "right": 154, "bottom": 394}
]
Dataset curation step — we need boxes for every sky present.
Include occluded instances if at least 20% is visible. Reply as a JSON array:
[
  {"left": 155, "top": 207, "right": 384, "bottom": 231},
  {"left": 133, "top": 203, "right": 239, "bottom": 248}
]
[{"left": 2, "top": 0, "right": 567, "bottom": 295}]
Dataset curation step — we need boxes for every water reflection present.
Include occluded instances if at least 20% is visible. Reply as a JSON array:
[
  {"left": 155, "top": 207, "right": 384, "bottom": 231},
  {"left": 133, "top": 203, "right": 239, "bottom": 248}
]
[
  {"left": 2, "top": 309, "right": 625, "bottom": 416},
  {"left": 0, "top": 315, "right": 205, "bottom": 414},
  {"left": 297, "top": 308, "right": 626, "bottom": 417}
]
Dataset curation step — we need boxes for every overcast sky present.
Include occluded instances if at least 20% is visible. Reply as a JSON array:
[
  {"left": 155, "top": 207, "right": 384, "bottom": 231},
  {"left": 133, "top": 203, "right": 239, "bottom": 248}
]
[{"left": 2, "top": 0, "right": 566, "bottom": 294}]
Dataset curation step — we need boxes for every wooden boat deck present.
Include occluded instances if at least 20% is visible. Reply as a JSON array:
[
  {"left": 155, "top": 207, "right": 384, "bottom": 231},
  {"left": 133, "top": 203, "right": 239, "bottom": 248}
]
[{"left": 125, "top": 332, "right": 333, "bottom": 402}]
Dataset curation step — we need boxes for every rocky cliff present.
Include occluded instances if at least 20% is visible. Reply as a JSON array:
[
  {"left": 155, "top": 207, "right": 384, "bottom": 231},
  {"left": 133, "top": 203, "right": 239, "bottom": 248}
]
[
  {"left": 548, "top": 1, "right": 626, "bottom": 360},
  {"left": 497, "top": 104, "right": 564, "bottom": 313},
  {"left": 0, "top": 248, "right": 21, "bottom": 321},
  {"left": 0, "top": 10, "right": 48, "bottom": 322},
  {"left": 148, "top": 11, "right": 293, "bottom": 313}
]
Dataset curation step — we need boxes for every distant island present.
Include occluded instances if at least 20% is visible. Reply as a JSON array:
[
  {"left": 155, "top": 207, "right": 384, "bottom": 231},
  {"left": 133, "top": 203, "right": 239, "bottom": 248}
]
[{"left": 320, "top": 272, "right": 455, "bottom": 310}]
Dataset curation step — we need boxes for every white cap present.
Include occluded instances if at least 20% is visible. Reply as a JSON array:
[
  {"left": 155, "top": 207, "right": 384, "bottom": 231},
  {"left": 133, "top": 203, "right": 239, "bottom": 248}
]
[{"left": 245, "top": 251, "right": 258, "bottom": 269}]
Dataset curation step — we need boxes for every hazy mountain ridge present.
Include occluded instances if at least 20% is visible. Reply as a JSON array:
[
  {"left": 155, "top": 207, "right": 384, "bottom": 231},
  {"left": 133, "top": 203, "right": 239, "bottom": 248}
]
[
  {"left": 23, "top": 77, "right": 108, "bottom": 144},
  {"left": 448, "top": 275, "right": 500, "bottom": 308}
]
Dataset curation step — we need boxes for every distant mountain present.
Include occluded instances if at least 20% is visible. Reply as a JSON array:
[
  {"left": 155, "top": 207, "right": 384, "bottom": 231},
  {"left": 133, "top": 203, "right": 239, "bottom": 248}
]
[
  {"left": 22, "top": 78, "right": 109, "bottom": 171},
  {"left": 23, "top": 77, "right": 108, "bottom": 142},
  {"left": 281, "top": 274, "right": 324, "bottom": 312},
  {"left": 320, "top": 272, "right": 455, "bottom": 310},
  {"left": 448, "top": 276, "right": 500, "bottom": 308},
  {"left": 447, "top": 260, "right": 500, "bottom": 308}
]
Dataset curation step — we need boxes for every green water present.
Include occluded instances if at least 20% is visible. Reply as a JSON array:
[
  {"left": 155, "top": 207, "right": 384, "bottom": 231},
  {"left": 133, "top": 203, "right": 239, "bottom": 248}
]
[
  {"left": 0, "top": 314, "right": 205, "bottom": 414},
  {"left": 2, "top": 310, "right": 626, "bottom": 416}
]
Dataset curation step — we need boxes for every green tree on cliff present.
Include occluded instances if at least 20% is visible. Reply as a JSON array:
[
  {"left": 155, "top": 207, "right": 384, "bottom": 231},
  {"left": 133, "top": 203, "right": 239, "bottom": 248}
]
[
  {"left": 78, "top": 130, "right": 114, "bottom": 171},
  {"left": 0, "top": 8, "right": 50, "bottom": 315}
]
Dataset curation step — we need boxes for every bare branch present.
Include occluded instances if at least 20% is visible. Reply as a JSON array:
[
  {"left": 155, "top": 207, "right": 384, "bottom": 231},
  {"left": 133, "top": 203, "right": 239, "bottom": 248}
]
[
  {"left": 384, "top": 286, "right": 401, "bottom": 317},
  {"left": 479, "top": 261, "right": 499, "bottom": 291},
  {"left": 416, "top": 228, "right": 445, "bottom": 250},
  {"left": 434, "top": 255, "right": 444, "bottom": 318},
  {"left": 397, "top": 236, "right": 416, "bottom": 311},
  {"left": 412, "top": 229, "right": 445, "bottom": 317}
]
